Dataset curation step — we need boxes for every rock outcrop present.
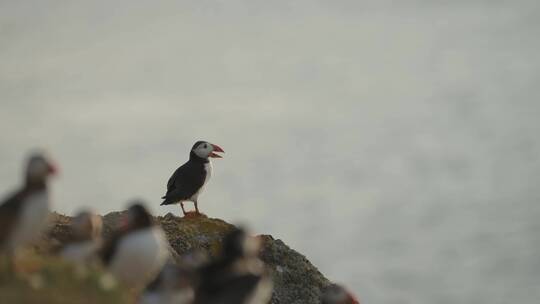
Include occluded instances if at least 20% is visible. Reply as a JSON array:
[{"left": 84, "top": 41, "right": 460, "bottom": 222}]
[{"left": 47, "top": 211, "right": 330, "bottom": 304}]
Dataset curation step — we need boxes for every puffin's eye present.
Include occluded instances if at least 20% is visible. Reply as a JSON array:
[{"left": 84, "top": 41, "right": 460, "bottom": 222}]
[{"left": 203, "top": 144, "right": 208, "bottom": 149}]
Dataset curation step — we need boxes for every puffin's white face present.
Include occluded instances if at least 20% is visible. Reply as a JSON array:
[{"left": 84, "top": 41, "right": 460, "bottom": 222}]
[
  {"left": 322, "top": 284, "right": 359, "bottom": 304},
  {"left": 73, "top": 211, "right": 103, "bottom": 239},
  {"left": 192, "top": 141, "right": 225, "bottom": 159},
  {"left": 243, "top": 235, "right": 262, "bottom": 257},
  {"left": 27, "top": 154, "right": 57, "bottom": 181},
  {"left": 324, "top": 288, "right": 348, "bottom": 304}
]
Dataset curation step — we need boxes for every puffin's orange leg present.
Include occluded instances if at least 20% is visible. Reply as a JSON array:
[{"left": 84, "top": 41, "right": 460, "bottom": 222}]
[{"left": 180, "top": 202, "right": 187, "bottom": 215}]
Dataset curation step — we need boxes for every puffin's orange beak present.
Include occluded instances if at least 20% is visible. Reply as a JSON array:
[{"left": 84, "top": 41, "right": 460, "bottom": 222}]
[{"left": 209, "top": 144, "right": 224, "bottom": 158}]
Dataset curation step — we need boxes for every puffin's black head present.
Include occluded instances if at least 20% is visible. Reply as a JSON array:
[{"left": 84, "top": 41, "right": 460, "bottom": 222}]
[
  {"left": 190, "top": 141, "right": 224, "bottom": 160},
  {"left": 124, "top": 202, "right": 153, "bottom": 230},
  {"left": 321, "top": 284, "right": 359, "bottom": 304},
  {"left": 25, "top": 152, "right": 57, "bottom": 185},
  {"left": 222, "top": 227, "right": 261, "bottom": 261}
]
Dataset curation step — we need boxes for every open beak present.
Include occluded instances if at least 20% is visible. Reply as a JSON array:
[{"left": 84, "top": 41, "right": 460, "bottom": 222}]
[{"left": 209, "top": 144, "right": 225, "bottom": 158}]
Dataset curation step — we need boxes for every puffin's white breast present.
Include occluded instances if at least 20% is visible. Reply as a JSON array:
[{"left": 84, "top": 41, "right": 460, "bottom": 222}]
[
  {"left": 61, "top": 240, "right": 101, "bottom": 264},
  {"left": 108, "top": 227, "right": 170, "bottom": 288},
  {"left": 189, "top": 161, "right": 212, "bottom": 202},
  {"left": 7, "top": 190, "right": 50, "bottom": 251},
  {"left": 245, "top": 275, "right": 273, "bottom": 304}
]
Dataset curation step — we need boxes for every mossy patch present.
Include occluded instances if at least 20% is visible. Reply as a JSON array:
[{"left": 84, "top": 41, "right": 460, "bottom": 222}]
[{"left": 0, "top": 253, "right": 133, "bottom": 304}]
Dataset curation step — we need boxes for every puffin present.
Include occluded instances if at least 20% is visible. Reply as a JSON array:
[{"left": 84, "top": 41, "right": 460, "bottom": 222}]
[
  {"left": 0, "top": 152, "right": 57, "bottom": 255},
  {"left": 194, "top": 228, "right": 273, "bottom": 304},
  {"left": 161, "top": 141, "right": 224, "bottom": 216},
  {"left": 60, "top": 210, "right": 103, "bottom": 265},
  {"left": 321, "top": 284, "right": 360, "bottom": 304},
  {"left": 139, "top": 261, "right": 197, "bottom": 304},
  {"left": 100, "top": 202, "right": 170, "bottom": 289}
]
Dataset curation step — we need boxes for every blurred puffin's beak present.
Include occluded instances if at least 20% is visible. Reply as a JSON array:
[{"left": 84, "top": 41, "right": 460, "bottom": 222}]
[
  {"left": 209, "top": 144, "right": 224, "bottom": 158},
  {"left": 348, "top": 293, "right": 360, "bottom": 304},
  {"left": 119, "top": 214, "right": 131, "bottom": 231},
  {"left": 48, "top": 162, "right": 59, "bottom": 175}
]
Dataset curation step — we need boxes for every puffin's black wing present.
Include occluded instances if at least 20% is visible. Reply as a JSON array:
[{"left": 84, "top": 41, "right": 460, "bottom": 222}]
[
  {"left": 218, "top": 275, "right": 263, "bottom": 304},
  {"left": 196, "top": 274, "right": 262, "bottom": 304},
  {"left": 99, "top": 231, "right": 125, "bottom": 265},
  {"left": 0, "top": 190, "right": 25, "bottom": 247},
  {"left": 161, "top": 161, "right": 206, "bottom": 205}
]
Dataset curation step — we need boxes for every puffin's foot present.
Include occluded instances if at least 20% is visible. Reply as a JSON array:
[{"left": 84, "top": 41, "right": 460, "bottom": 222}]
[{"left": 183, "top": 211, "right": 207, "bottom": 218}]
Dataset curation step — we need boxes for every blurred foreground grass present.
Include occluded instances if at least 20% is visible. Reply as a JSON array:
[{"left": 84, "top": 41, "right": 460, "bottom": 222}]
[{"left": 0, "top": 252, "right": 134, "bottom": 304}]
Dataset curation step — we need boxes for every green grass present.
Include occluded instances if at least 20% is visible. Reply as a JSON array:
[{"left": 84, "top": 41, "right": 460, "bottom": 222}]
[{"left": 0, "top": 253, "right": 134, "bottom": 304}]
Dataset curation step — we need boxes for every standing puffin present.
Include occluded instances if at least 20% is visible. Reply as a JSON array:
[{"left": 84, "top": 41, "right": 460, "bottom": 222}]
[
  {"left": 100, "top": 202, "right": 169, "bottom": 289},
  {"left": 161, "top": 141, "right": 224, "bottom": 215},
  {"left": 0, "top": 152, "right": 57, "bottom": 255}
]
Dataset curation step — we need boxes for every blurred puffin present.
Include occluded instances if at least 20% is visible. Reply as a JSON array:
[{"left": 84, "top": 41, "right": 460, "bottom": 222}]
[
  {"left": 139, "top": 261, "right": 197, "bottom": 304},
  {"left": 321, "top": 284, "right": 360, "bottom": 304},
  {"left": 60, "top": 210, "right": 103, "bottom": 264},
  {"left": 161, "top": 141, "right": 224, "bottom": 216},
  {"left": 0, "top": 152, "right": 57, "bottom": 254},
  {"left": 195, "top": 228, "right": 272, "bottom": 304},
  {"left": 100, "top": 202, "right": 169, "bottom": 289}
]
